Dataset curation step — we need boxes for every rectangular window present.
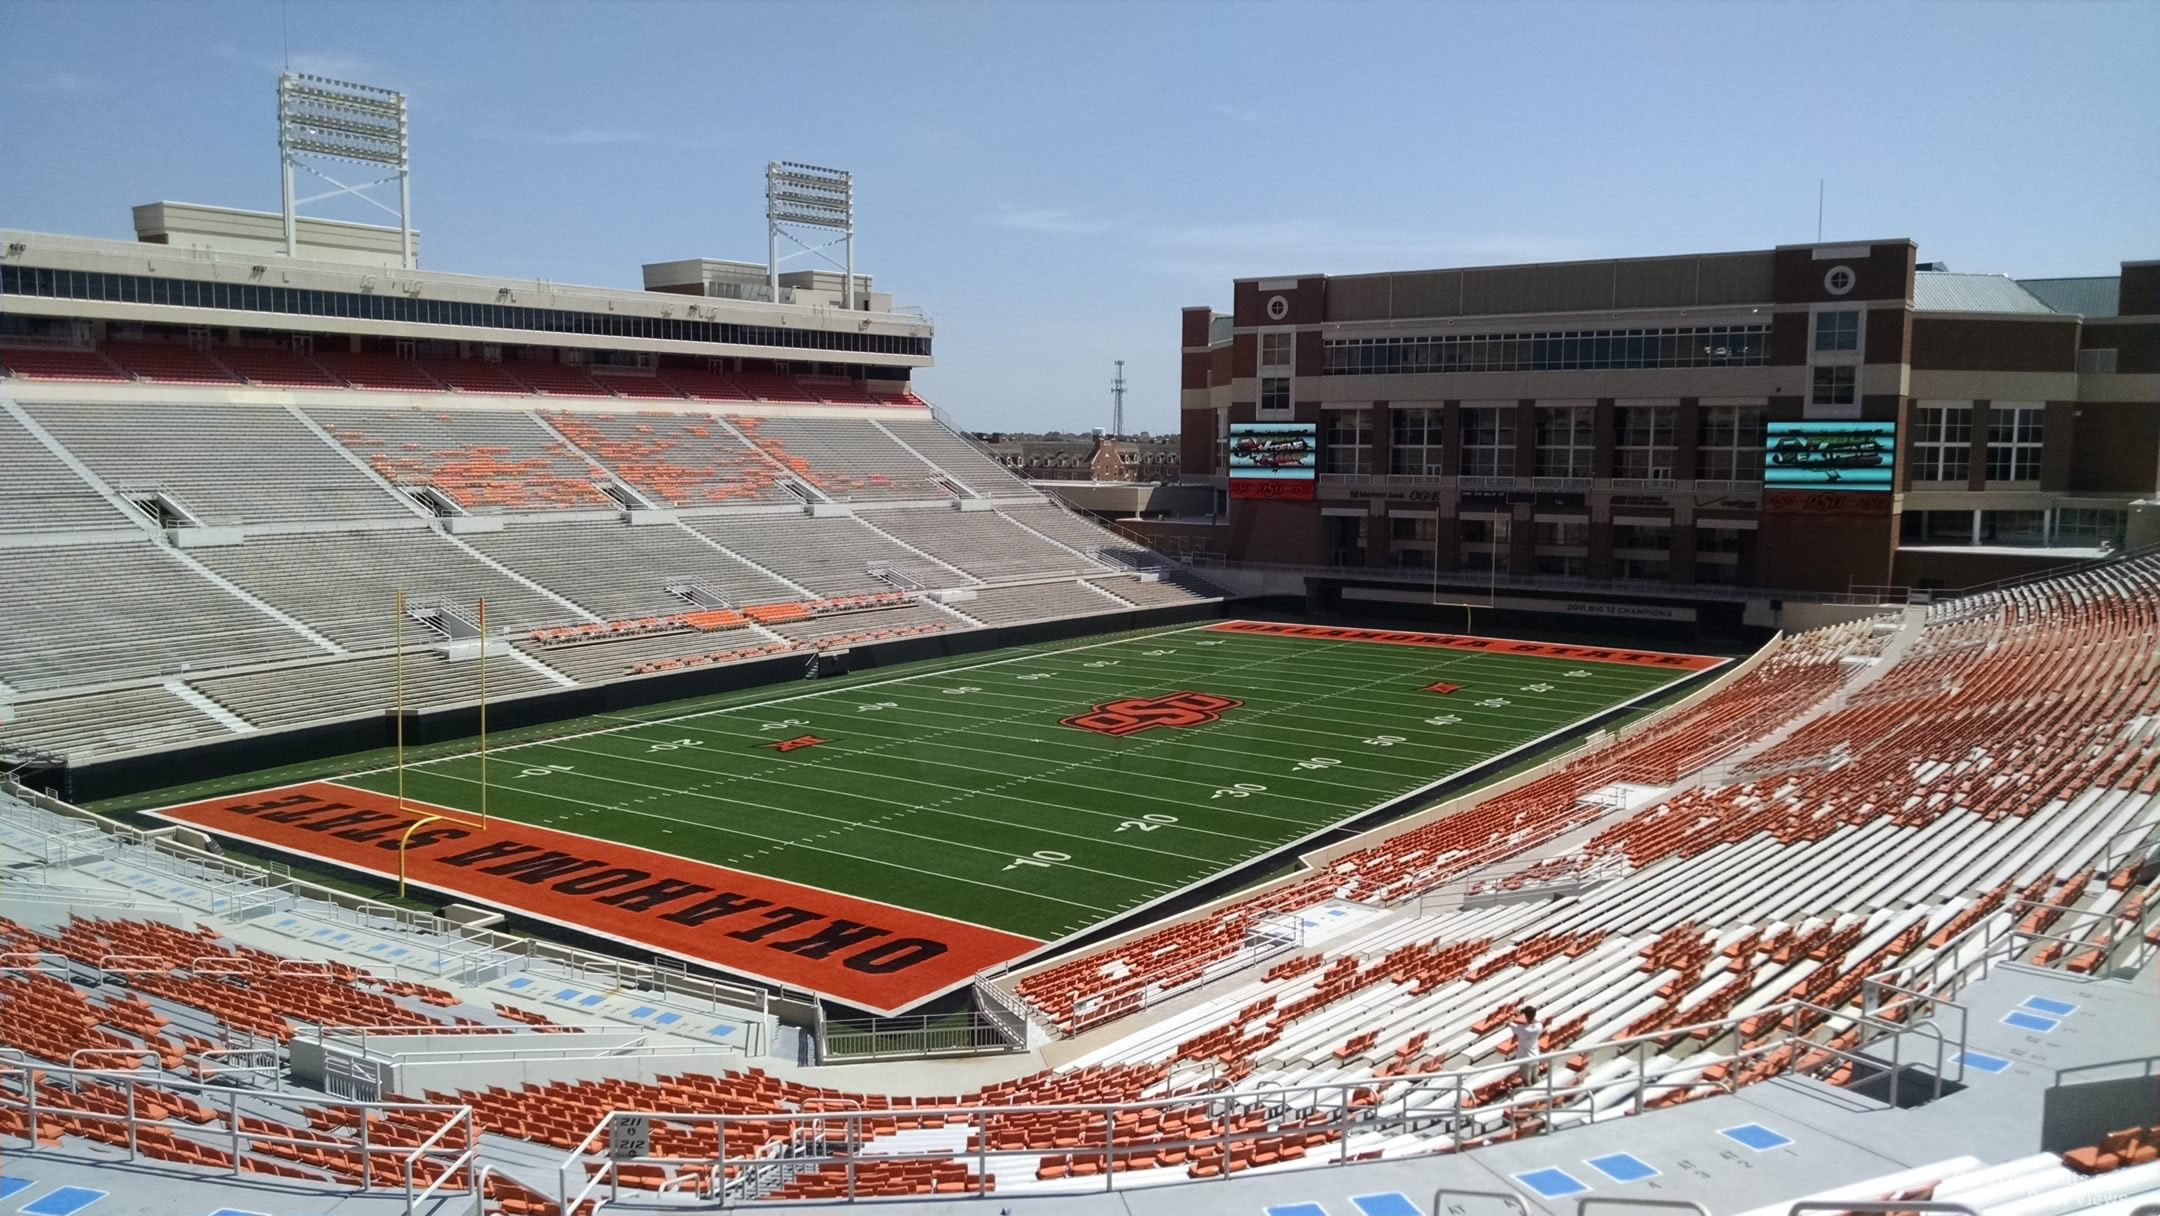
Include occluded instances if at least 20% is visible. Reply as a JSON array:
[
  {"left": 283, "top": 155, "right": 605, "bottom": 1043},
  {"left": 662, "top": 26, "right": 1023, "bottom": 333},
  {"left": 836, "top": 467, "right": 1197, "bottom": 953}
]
[
  {"left": 1810, "top": 365, "right": 1856, "bottom": 407},
  {"left": 1612, "top": 524, "right": 1673, "bottom": 552},
  {"left": 1535, "top": 554, "right": 1585, "bottom": 578},
  {"left": 1322, "top": 409, "right": 1372, "bottom": 475},
  {"left": 1614, "top": 405, "right": 1677, "bottom": 480},
  {"left": 1459, "top": 406, "right": 1516, "bottom": 478},
  {"left": 1695, "top": 527, "right": 1745, "bottom": 555},
  {"left": 1390, "top": 515, "right": 1437, "bottom": 542},
  {"left": 1321, "top": 323, "right": 1769, "bottom": 375},
  {"left": 1534, "top": 521, "right": 1588, "bottom": 547},
  {"left": 1985, "top": 404, "right": 2044, "bottom": 482},
  {"left": 1814, "top": 310, "right": 1860, "bottom": 352},
  {"left": 1911, "top": 403, "right": 1971, "bottom": 482},
  {"left": 1534, "top": 405, "right": 1594, "bottom": 478},
  {"left": 1696, "top": 405, "right": 1766, "bottom": 482},
  {"left": 1259, "top": 378, "right": 1291, "bottom": 415},
  {"left": 1259, "top": 332, "right": 1292, "bottom": 368},
  {"left": 2057, "top": 508, "right": 2125, "bottom": 547},
  {"left": 1389, "top": 407, "right": 1444, "bottom": 476}
]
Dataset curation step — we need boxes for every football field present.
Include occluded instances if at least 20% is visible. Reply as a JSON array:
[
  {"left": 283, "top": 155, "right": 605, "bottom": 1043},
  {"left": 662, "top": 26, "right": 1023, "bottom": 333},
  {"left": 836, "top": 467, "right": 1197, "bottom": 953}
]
[{"left": 151, "top": 621, "right": 1721, "bottom": 1012}]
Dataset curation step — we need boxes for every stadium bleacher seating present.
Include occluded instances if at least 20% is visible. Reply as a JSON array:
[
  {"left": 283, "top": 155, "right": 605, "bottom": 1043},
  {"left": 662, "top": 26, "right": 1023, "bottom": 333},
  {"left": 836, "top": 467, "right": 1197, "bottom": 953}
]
[
  {"left": 188, "top": 652, "right": 561, "bottom": 731},
  {"left": 501, "top": 359, "right": 608, "bottom": 397},
  {"left": 215, "top": 344, "right": 342, "bottom": 388},
  {"left": 101, "top": 341, "right": 240, "bottom": 384},
  {"left": 0, "top": 382, "right": 1212, "bottom": 764},
  {"left": 24, "top": 400, "right": 411, "bottom": 525},
  {"left": 414, "top": 356, "right": 530, "bottom": 395},
  {"left": 1091, "top": 572, "right": 1227, "bottom": 606},
  {"left": 542, "top": 410, "right": 801, "bottom": 506},
  {"left": 0, "top": 409, "right": 133, "bottom": 535},
  {"left": 0, "top": 345, "right": 128, "bottom": 381},
  {"left": 730, "top": 415, "right": 951, "bottom": 500},
  {"left": 1, "top": 551, "right": 2153, "bottom": 1214},
  {"left": 686, "top": 512, "right": 974, "bottom": 595},
  {"left": 947, "top": 581, "right": 1127, "bottom": 626},
  {"left": 462, "top": 519, "right": 799, "bottom": 618},
  {"left": 0, "top": 542, "right": 326, "bottom": 692},
  {"left": 309, "top": 405, "right": 616, "bottom": 511},
  {"left": 1, "top": 685, "right": 238, "bottom": 758},
  {"left": 730, "top": 371, "right": 821, "bottom": 403},
  {"left": 870, "top": 508, "right": 1104, "bottom": 580},
  {"left": 881, "top": 419, "right": 1041, "bottom": 498},
  {"left": 589, "top": 370, "right": 684, "bottom": 400},
  {"left": 655, "top": 364, "right": 758, "bottom": 402},
  {"left": 191, "top": 527, "right": 574, "bottom": 650},
  {"left": 311, "top": 349, "right": 448, "bottom": 392}
]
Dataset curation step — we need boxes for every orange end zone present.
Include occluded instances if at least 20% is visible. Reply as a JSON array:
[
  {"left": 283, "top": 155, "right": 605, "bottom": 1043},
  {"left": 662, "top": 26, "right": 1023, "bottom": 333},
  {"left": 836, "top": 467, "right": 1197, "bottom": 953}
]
[
  {"left": 148, "top": 781, "right": 1042, "bottom": 1015},
  {"left": 1206, "top": 620, "right": 1725, "bottom": 671}
]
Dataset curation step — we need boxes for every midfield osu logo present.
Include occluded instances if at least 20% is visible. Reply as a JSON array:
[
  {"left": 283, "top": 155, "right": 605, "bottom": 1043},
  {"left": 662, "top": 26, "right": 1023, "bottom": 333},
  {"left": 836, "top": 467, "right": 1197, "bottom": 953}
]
[{"left": 1061, "top": 691, "right": 1244, "bottom": 737}]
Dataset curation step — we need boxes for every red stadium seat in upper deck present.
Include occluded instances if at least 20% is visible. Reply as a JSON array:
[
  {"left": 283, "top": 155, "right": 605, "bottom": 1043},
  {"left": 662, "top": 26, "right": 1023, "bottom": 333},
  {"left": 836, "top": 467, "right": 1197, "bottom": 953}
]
[{"left": 0, "top": 346, "right": 127, "bottom": 381}]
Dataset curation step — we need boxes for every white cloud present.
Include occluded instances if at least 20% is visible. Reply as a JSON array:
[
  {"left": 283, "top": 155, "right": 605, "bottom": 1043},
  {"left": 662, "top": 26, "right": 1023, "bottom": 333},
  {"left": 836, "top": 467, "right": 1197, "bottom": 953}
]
[
  {"left": 977, "top": 206, "right": 1117, "bottom": 236},
  {"left": 1211, "top": 101, "right": 1262, "bottom": 124}
]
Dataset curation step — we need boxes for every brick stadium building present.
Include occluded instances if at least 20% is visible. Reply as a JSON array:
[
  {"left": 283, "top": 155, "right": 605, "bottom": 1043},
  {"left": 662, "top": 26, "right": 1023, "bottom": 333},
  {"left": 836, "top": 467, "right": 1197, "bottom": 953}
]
[{"left": 1172, "top": 240, "right": 2156, "bottom": 615}]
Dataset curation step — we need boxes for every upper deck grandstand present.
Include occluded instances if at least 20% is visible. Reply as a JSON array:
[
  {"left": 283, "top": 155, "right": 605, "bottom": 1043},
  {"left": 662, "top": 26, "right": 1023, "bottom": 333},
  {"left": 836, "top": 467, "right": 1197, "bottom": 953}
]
[{"left": 2, "top": 47, "right": 2157, "bottom": 1216}]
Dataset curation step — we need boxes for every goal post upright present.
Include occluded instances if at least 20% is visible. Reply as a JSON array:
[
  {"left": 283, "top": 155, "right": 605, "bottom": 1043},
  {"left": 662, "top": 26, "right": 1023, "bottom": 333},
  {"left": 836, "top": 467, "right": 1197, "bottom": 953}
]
[{"left": 478, "top": 597, "right": 487, "bottom": 830}]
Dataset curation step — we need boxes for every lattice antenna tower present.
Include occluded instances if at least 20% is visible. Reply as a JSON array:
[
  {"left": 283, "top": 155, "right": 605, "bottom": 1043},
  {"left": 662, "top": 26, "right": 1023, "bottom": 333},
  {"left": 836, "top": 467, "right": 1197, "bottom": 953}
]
[
  {"left": 1112, "top": 360, "right": 1127, "bottom": 437},
  {"left": 277, "top": 73, "right": 413, "bottom": 267},
  {"left": 767, "top": 162, "right": 855, "bottom": 310}
]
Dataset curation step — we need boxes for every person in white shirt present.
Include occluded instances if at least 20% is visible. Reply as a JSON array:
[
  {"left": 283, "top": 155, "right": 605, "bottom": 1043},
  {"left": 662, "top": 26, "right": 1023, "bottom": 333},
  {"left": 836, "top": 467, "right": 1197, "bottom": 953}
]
[{"left": 1512, "top": 1005, "right": 1544, "bottom": 1084}]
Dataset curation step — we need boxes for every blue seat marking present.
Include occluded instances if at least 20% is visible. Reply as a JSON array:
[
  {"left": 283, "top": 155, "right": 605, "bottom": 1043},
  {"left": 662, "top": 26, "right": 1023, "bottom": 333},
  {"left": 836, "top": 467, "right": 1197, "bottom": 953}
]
[
  {"left": 1514, "top": 1168, "right": 1589, "bottom": 1198},
  {"left": 2021, "top": 996, "right": 2076, "bottom": 1017},
  {"left": 1719, "top": 1123, "right": 1792, "bottom": 1151},
  {"left": 1585, "top": 1151, "right": 1658, "bottom": 1182},
  {"left": 2002, "top": 1010, "right": 2059, "bottom": 1033},
  {"left": 1954, "top": 1049, "right": 2012, "bottom": 1074},
  {"left": 1264, "top": 1204, "right": 1329, "bottom": 1216},
  {"left": 21, "top": 1186, "right": 108, "bottom": 1216},
  {"left": 1350, "top": 1193, "right": 1421, "bottom": 1216}
]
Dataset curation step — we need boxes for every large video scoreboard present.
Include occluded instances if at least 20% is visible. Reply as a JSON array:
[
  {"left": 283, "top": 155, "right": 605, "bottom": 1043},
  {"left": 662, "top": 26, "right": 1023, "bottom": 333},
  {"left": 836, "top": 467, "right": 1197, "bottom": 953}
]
[
  {"left": 1228, "top": 421, "right": 1317, "bottom": 500},
  {"left": 1764, "top": 421, "right": 1896, "bottom": 492}
]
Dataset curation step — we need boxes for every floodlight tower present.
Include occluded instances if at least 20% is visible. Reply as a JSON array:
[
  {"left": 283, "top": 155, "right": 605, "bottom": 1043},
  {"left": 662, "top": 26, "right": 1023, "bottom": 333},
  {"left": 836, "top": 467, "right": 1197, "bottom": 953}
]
[
  {"left": 276, "top": 73, "right": 413, "bottom": 267},
  {"left": 1111, "top": 361, "right": 1127, "bottom": 437},
  {"left": 767, "top": 162, "right": 855, "bottom": 310}
]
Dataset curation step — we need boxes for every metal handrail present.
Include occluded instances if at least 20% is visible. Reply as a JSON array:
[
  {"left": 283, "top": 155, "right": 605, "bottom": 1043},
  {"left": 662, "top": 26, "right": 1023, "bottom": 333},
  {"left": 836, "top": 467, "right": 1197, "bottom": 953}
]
[
  {"left": 1177, "top": 553, "right": 1905, "bottom": 607},
  {"left": 1789, "top": 1205, "right": 1978, "bottom": 1216},
  {"left": 2055, "top": 1053, "right": 2160, "bottom": 1086},
  {"left": 0, "top": 1060, "right": 472, "bottom": 1212},
  {"left": 563, "top": 988, "right": 1964, "bottom": 1209}
]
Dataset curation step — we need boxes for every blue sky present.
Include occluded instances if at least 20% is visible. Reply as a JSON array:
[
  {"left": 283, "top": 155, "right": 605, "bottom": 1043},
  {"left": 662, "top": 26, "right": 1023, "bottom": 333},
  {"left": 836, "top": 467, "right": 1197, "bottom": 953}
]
[{"left": 5, "top": 0, "right": 2155, "bottom": 434}]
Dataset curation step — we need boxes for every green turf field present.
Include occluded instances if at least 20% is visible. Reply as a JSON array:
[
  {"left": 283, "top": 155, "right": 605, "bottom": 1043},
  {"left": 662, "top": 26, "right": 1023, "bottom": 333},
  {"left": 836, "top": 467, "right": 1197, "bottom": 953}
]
[{"left": 288, "top": 620, "right": 1709, "bottom": 943}]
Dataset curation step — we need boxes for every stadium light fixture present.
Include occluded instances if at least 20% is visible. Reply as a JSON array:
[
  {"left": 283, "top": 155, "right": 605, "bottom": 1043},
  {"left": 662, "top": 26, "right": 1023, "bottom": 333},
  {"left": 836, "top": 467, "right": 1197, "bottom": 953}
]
[
  {"left": 277, "top": 73, "right": 413, "bottom": 268},
  {"left": 767, "top": 161, "right": 856, "bottom": 310}
]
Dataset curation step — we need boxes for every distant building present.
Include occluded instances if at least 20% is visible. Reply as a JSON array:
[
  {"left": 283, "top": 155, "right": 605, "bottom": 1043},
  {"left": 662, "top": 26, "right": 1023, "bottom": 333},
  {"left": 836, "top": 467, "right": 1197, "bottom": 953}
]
[
  {"left": 977, "top": 432, "right": 1179, "bottom": 483},
  {"left": 1171, "top": 239, "right": 2156, "bottom": 602}
]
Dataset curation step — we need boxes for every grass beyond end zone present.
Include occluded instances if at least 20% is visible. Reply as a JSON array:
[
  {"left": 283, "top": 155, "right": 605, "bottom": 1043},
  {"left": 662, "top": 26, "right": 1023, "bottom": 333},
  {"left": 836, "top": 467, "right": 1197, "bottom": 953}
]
[{"left": 148, "top": 622, "right": 1714, "bottom": 947}]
